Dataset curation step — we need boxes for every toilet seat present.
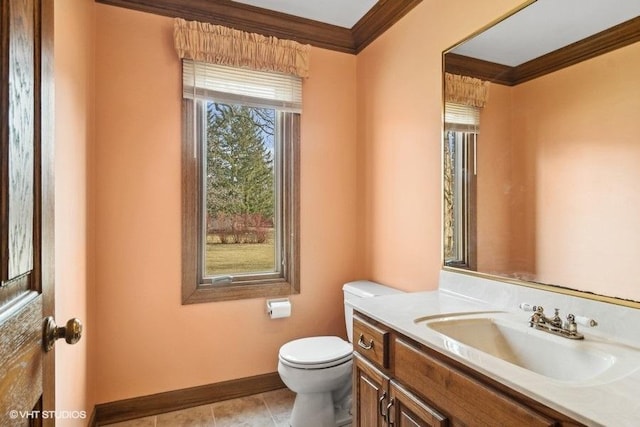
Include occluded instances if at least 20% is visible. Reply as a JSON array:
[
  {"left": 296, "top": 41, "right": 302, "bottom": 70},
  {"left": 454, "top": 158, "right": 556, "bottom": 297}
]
[{"left": 279, "top": 336, "right": 352, "bottom": 369}]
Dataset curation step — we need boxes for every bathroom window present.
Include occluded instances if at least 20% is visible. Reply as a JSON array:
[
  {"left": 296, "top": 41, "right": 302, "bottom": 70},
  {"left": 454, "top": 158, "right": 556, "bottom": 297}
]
[
  {"left": 181, "top": 60, "right": 300, "bottom": 303},
  {"left": 444, "top": 103, "right": 478, "bottom": 269}
]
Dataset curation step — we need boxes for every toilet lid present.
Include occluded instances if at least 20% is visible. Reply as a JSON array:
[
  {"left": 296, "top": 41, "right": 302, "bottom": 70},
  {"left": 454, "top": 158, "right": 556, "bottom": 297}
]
[{"left": 279, "top": 336, "right": 352, "bottom": 369}]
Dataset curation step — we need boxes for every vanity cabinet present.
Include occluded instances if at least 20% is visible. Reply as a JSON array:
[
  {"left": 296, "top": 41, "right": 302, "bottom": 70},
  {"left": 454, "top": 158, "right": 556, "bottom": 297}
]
[
  {"left": 353, "top": 315, "right": 447, "bottom": 427},
  {"left": 352, "top": 312, "right": 585, "bottom": 427},
  {"left": 353, "top": 353, "right": 447, "bottom": 427}
]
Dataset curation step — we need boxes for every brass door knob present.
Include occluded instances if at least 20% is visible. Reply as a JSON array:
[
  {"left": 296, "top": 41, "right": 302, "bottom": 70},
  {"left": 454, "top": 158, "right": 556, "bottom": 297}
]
[{"left": 43, "top": 317, "right": 83, "bottom": 352}]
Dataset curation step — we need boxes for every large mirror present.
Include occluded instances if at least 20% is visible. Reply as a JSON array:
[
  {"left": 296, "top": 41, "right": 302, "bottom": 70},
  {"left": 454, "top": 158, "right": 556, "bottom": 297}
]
[{"left": 443, "top": 0, "right": 640, "bottom": 305}]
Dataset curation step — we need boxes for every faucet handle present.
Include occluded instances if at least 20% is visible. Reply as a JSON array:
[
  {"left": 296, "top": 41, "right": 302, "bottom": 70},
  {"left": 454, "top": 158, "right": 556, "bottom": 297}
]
[
  {"left": 519, "top": 303, "right": 546, "bottom": 315},
  {"left": 524, "top": 304, "right": 545, "bottom": 328},
  {"left": 565, "top": 313, "right": 578, "bottom": 333},
  {"left": 573, "top": 314, "right": 598, "bottom": 328},
  {"left": 519, "top": 303, "right": 537, "bottom": 312}
]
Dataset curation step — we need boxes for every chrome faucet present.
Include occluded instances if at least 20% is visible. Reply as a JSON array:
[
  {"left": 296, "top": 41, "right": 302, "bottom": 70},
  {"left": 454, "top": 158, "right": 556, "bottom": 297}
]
[{"left": 520, "top": 304, "right": 597, "bottom": 340}]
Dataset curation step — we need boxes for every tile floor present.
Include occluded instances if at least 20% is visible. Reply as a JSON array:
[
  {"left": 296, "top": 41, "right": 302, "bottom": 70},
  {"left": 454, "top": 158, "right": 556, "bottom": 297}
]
[{"left": 104, "top": 388, "right": 297, "bottom": 427}]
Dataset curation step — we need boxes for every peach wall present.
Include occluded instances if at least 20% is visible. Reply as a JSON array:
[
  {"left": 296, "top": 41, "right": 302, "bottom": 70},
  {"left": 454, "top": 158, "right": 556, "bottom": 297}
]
[
  {"left": 92, "top": 5, "right": 359, "bottom": 402},
  {"left": 512, "top": 42, "right": 640, "bottom": 300},
  {"left": 478, "top": 82, "right": 537, "bottom": 278},
  {"left": 58, "top": 0, "right": 640, "bottom": 408},
  {"left": 477, "top": 83, "right": 515, "bottom": 274},
  {"left": 356, "top": 0, "right": 523, "bottom": 291},
  {"left": 54, "top": 0, "right": 95, "bottom": 421},
  {"left": 475, "top": 41, "right": 640, "bottom": 300}
]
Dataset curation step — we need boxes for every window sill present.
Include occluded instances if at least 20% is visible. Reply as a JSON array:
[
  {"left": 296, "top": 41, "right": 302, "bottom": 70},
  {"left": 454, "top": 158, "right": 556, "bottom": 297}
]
[{"left": 182, "top": 279, "right": 298, "bottom": 304}]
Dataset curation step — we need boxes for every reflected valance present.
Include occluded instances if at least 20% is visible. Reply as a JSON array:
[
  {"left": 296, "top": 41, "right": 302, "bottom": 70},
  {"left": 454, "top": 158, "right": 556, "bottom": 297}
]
[{"left": 445, "top": 73, "right": 489, "bottom": 108}]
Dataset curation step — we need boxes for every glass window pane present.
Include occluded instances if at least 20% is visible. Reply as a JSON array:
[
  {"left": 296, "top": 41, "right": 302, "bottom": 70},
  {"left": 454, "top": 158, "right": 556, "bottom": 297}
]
[{"left": 204, "top": 102, "right": 277, "bottom": 277}]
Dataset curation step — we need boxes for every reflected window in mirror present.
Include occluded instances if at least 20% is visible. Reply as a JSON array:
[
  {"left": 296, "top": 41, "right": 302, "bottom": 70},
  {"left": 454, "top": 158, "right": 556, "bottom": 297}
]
[
  {"left": 443, "top": 103, "right": 478, "bottom": 268},
  {"left": 443, "top": 74, "right": 489, "bottom": 270}
]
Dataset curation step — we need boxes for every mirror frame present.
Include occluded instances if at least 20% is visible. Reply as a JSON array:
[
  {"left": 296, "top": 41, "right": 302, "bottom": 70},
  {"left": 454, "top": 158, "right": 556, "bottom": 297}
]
[{"left": 441, "top": 0, "right": 640, "bottom": 310}]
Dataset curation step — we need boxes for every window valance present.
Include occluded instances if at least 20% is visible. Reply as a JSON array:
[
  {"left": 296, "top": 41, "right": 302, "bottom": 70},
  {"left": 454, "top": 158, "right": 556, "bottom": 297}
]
[
  {"left": 174, "top": 18, "right": 310, "bottom": 78},
  {"left": 444, "top": 73, "right": 489, "bottom": 108}
]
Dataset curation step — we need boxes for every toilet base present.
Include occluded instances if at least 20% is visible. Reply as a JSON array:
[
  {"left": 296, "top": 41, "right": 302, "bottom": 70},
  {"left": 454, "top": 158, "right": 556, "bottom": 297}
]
[
  {"left": 290, "top": 392, "right": 334, "bottom": 427},
  {"left": 333, "top": 383, "right": 352, "bottom": 426},
  {"left": 335, "top": 405, "right": 352, "bottom": 427},
  {"left": 288, "top": 391, "right": 352, "bottom": 427}
]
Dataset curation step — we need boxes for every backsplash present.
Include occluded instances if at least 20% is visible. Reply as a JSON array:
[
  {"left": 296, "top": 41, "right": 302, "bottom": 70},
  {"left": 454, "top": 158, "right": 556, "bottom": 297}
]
[{"left": 439, "top": 270, "right": 640, "bottom": 347}]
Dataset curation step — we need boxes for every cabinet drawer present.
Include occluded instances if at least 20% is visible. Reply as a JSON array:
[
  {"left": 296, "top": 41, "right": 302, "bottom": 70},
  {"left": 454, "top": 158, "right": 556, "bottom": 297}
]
[
  {"left": 353, "top": 315, "right": 390, "bottom": 368},
  {"left": 394, "top": 338, "right": 555, "bottom": 427}
]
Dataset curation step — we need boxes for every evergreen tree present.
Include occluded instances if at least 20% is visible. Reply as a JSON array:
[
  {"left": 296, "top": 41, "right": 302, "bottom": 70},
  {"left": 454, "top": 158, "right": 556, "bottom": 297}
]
[{"left": 206, "top": 103, "right": 275, "bottom": 241}]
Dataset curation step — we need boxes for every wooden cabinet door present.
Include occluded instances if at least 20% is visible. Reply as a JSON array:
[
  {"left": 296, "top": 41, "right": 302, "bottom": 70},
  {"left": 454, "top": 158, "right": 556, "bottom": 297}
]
[
  {"left": 353, "top": 353, "right": 390, "bottom": 427},
  {"left": 389, "top": 381, "right": 448, "bottom": 427},
  {"left": 0, "top": 0, "right": 55, "bottom": 425}
]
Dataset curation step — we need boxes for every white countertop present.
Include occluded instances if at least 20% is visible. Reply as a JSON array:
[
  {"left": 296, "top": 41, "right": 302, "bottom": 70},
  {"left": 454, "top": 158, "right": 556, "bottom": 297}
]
[{"left": 348, "top": 271, "right": 640, "bottom": 427}]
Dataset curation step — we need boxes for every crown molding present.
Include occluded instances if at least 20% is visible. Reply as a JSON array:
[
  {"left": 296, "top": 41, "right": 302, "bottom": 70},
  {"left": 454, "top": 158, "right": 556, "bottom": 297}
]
[
  {"left": 353, "top": 0, "right": 423, "bottom": 53},
  {"left": 95, "top": 0, "right": 422, "bottom": 55},
  {"left": 445, "top": 16, "right": 640, "bottom": 86},
  {"left": 444, "top": 53, "right": 514, "bottom": 86}
]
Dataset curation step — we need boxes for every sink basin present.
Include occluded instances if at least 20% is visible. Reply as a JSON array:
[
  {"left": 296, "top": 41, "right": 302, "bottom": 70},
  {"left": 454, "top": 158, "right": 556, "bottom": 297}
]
[{"left": 422, "top": 315, "right": 618, "bottom": 382}]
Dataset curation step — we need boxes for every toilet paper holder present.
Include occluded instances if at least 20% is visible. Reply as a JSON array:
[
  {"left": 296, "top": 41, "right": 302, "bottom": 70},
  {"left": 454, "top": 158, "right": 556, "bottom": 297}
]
[{"left": 266, "top": 298, "right": 291, "bottom": 319}]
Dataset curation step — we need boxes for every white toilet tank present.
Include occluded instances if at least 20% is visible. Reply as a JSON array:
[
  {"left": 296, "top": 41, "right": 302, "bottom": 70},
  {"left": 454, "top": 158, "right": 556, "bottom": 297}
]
[{"left": 343, "top": 280, "right": 403, "bottom": 343}]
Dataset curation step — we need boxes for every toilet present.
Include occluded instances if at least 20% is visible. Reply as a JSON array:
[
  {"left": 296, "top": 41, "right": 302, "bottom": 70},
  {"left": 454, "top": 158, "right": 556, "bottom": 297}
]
[{"left": 277, "top": 280, "right": 403, "bottom": 427}]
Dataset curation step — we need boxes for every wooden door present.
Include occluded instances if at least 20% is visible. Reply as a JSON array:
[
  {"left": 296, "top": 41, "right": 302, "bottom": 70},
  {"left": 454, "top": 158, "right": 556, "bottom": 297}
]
[
  {"left": 0, "top": 0, "right": 55, "bottom": 425},
  {"left": 389, "top": 381, "right": 448, "bottom": 427},
  {"left": 353, "top": 353, "right": 389, "bottom": 427}
]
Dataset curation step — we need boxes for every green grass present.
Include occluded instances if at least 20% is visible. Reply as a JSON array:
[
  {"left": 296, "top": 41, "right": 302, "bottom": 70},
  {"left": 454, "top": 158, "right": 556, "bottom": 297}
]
[{"left": 205, "top": 231, "right": 275, "bottom": 275}]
